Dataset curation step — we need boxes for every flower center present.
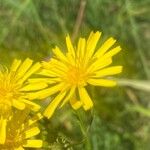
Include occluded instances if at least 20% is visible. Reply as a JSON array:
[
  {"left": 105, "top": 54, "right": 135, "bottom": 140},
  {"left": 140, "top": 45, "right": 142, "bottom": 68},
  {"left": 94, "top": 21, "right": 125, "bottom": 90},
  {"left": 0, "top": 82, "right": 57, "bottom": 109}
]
[
  {"left": 1, "top": 129, "right": 24, "bottom": 148},
  {"left": 0, "top": 85, "right": 17, "bottom": 103},
  {"left": 0, "top": 89, "right": 13, "bottom": 100},
  {"left": 66, "top": 66, "right": 87, "bottom": 86},
  {"left": 0, "top": 73, "right": 21, "bottom": 115}
]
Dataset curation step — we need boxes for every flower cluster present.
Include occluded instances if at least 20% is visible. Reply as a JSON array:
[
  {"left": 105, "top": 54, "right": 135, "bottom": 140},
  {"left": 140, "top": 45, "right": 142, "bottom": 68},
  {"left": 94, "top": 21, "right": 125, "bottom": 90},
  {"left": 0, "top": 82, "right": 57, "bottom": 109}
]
[
  {"left": 0, "top": 58, "right": 44, "bottom": 148},
  {"left": 0, "top": 110, "right": 43, "bottom": 149},
  {"left": 0, "top": 31, "right": 122, "bottom": 149}
]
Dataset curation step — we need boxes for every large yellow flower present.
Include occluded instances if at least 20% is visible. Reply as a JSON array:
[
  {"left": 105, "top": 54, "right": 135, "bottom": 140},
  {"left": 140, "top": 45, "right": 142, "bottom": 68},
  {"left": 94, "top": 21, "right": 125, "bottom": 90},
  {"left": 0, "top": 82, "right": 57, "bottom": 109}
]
[
  {"left": 0, "top": 58, "right": 47, "bottom": 144},
  {"left": 0, "top": 110, "right": 43, "bottom": 149},
  {"left": 28, "top": 31, "right": 123, "bottom": 119}
]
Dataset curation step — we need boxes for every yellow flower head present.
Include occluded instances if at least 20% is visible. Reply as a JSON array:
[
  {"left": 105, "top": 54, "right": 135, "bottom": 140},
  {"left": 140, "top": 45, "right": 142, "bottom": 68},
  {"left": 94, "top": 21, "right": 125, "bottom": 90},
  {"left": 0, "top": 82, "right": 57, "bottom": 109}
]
[
  {"left": 29, "top": 31, "right": 123, "bottom": 119},
  {"left": 0, "top": 58, "right": 46, "bottom": 118},
  {"left": 0, "top": 109, "right": 43, "bottom": 149}
]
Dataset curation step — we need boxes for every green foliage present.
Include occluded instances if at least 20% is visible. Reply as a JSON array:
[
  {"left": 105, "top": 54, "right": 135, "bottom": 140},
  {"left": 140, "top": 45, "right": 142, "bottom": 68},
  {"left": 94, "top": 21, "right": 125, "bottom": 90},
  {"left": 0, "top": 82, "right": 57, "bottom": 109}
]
[{"left": 0, "top": 0, "right": 149, "bottom": 149}]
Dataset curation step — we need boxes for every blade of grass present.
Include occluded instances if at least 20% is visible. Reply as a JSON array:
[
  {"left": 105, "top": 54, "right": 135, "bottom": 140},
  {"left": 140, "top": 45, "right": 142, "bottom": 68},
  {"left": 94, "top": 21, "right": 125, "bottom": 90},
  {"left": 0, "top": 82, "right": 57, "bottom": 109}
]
[
  {"left": 125, "top": 0, "right": 150, "bottom": 79},
  {"left": 127, "top": 104, "right": 150, "bottom": 117},
  {"left": 0, "top": 0, "right": 31, "bottom": 44}
]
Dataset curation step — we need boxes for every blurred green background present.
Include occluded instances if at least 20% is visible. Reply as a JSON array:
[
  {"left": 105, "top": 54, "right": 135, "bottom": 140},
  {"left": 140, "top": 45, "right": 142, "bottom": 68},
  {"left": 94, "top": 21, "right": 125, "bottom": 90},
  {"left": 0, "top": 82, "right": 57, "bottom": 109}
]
[{"left": 0, "top": 0, "right": 150, "bottom": 149}]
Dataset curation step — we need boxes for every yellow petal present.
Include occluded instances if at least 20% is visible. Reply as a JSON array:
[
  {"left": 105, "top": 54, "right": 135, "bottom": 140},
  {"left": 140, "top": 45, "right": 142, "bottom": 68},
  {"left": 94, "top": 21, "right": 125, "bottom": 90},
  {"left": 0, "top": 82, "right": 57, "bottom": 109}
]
[
  {"left": 38, "top": 69, "right": 58, "bottom": 77},
  {"left": 20, "top": 82, "right": 48, "bottom": 91},
  {"left": 86, "top": 31, "right": 101, "bottom": 59},
  {"left": 88, "top": 79, "right": 117, "bottom": 87},
  {"left": 18, "top": 62, "right": 41, "bottom": 84},
  {"left": 94, "top": 37, "right": 116, "bottom": 57},
  {"left": 66, "top": 35, "right": 75, "bottom": 57},
  {"left": 27, "top": 83, "right": 63, "bottom": 99},
  {"left": 59, "top": 87, "right": 76, "bottom": 108},
  {"left": 27, "top": 113, "right": 43, "bottom": 126},
  {"left": 103, "top": 46, "right": 121, "bottom": 58},
  {"left": 52, "top": 46, "right": 68, "bottom": 62},
  {"left": 21, "top": 100, "right": 40, "bottom": 111},
  {"left": 17, "top": 58, "right": 33, "bottom": 78},
  {"left": 12, "top": 100, "right": 25, "bottom": 110},
  {"left": 28, "top": 78, "right": 51, "bottom": 83},
  {"left": 10, "top": 59, "right": 21, "bottom": 72},
  {"left": 78, "top": 87, "right": 93, "bottom": 110},
  {"left": 44, "top": 91, "right": 66, "bottom": 119},
  {"left": 87, "top": 58, "right": 112, "bottom": 73},
  {"left": 94, "top": 66, "right": 123, "bottom": 77},
  {"left": 50, "top": 66, "right": 66, "bottom": 77},
  {"left": 41, "top": 61, "right": 52, "bottom": 70},
  {"left": 70, "top": 98, "right": 82, "bottom": 110},
  {"left": 23, "top": 140, "right": 43, "bottom": 148},
  {"left": 24, "top": 127, "right": 40, "bottom": 139},
  {"left": 87, "top": 31, "right": 94, "bottom": 44},
  {"left": 50, "top": 59, "right": 68, "bottom": 73},
  {"left": 77, "top": 38, "right": 86, "bottom": 59},
  {"left": 0, "top": 119, "right": 6, "bottom": 144},
  {"left": 28, "top": 78, "right": 60, "bottom": 84},
  {"left": 66, "top": 52, "right": 75, "bottom": 65}
]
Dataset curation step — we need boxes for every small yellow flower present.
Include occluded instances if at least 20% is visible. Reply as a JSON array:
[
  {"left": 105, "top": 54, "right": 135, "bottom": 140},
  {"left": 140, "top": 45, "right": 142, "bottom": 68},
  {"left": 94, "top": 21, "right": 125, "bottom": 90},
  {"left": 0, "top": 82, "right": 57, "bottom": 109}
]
[
  {"left": 28, "top": 31, "right": 123, "bottom": 119},
  {"left": 0, "top": 58, "right": 48, "bottom": 114},
  {"left": 0, "top": 110, "right": 43, "bottom": 149},
  {"left": 0, "top": 58, "right": 47, "bottom": 144}
]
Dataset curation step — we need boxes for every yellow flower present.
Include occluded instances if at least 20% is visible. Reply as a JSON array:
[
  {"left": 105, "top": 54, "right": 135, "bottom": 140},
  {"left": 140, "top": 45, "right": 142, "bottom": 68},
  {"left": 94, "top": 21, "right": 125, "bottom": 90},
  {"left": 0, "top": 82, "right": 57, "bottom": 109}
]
[
  {"left": 0, "top": 109, "right": 43, "bottom": 149},
  {"left": 28, "top": 31, "right": 123, "bottom": 119},
  {"left": 0, "top": 58, "right": 47, "bottom": 114},
  {"left": 0, "top": 58, "right": 47, "bottom": 144}
]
